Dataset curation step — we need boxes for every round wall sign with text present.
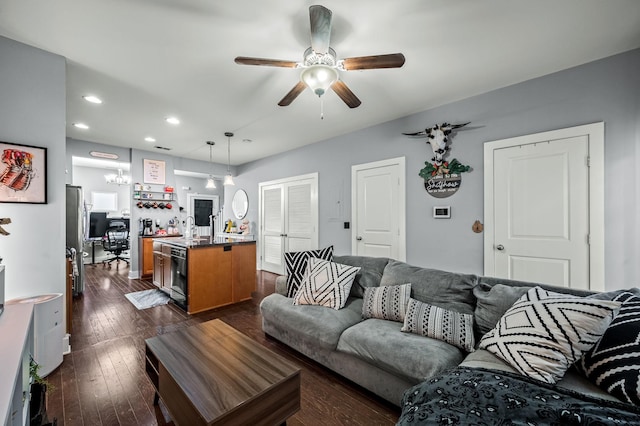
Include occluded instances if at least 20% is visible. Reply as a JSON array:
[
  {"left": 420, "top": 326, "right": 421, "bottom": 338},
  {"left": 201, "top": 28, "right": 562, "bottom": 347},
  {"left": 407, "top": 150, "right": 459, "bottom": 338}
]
[{"left": 424, "top": 174, "right": 461, "bottom": 198}]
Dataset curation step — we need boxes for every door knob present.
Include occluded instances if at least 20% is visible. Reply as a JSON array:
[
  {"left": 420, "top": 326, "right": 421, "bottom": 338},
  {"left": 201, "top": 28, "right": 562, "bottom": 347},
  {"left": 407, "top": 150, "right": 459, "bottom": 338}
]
[
  {"left": 496, "top": 244, "right": 505, "bottom": 251},
  {"left": 356, "top": 236, "right": 362, "bottom": 241}
]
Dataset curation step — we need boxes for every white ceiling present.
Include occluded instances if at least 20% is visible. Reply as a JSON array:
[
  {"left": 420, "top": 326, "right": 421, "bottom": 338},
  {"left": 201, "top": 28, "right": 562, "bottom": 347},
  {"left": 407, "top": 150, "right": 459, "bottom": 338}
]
[{"left": 1, "top": 1, "right": 639, "bottom": 166}]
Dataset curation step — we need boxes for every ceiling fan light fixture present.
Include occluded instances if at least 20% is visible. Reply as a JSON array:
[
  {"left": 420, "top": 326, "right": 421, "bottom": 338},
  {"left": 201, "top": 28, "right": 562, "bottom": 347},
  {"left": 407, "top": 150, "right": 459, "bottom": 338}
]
[{"left": 301, "top": 65, "right": 339, "bottom": 97}]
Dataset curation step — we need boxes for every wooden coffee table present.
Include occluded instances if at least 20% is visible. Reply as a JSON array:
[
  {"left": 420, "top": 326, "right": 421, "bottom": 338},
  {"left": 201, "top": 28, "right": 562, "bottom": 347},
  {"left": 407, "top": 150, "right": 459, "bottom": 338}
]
[{"left": 145, "top": 319, "right": 301, "bottom": 425}]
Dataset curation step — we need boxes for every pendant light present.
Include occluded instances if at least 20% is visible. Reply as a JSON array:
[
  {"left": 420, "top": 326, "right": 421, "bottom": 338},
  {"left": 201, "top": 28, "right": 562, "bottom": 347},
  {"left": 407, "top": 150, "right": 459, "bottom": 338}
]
[
  {"left": 205, "top": 141, "right": 216, "bottom": 189},
  {"left": 223, "top": 131, "right": 235, "bottom": 186}
]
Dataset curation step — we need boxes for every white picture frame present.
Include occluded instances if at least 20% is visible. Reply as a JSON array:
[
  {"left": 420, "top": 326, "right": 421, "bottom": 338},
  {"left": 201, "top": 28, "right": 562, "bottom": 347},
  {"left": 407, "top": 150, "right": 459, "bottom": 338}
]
[{"left": 143, "top": 159, "right": 166, "bottom": 184}]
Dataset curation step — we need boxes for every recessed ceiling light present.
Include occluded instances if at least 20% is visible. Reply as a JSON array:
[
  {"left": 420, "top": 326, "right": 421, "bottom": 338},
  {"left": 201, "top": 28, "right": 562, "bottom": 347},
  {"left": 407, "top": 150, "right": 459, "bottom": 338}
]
[
  {"left": 145, "top": 136, "right": 156, "bottom": 142},
  {"left": 165, "top": 117, "right": 180, "bottom": 125},
  {"left": 83, "top": 95, "right": 102, "bottom": 104},
  {"left": 73, "top": 123, "right": 89, "bottom": 129}
]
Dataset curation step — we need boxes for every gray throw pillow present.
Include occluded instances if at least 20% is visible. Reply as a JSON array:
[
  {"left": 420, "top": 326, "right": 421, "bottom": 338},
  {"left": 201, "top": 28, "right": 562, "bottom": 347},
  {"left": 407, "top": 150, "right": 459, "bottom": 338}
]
[
  {"left": 362, "top": 283, "right": 411, "bottom": 322},
  {"left": 473, "top": 282, "right": 531, "bottom": 336},
  {"left": 333, "top": 255, "right": 390, "bottom": 298},
  {"left": 380, "top": 260, "right": 477, "bottom": 315}
]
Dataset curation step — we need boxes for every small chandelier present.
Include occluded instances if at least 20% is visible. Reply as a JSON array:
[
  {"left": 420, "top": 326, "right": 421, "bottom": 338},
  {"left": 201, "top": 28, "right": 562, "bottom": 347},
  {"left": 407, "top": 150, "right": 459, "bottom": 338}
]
[
  {"left": 105, "top": 168, "right": 130, "bottom": 185},
  {"left": 223, "top": 131, "right": 235, "bottom": 186},
  {"left": 205, "top": 141, "right": 216, "bottom": 189}
]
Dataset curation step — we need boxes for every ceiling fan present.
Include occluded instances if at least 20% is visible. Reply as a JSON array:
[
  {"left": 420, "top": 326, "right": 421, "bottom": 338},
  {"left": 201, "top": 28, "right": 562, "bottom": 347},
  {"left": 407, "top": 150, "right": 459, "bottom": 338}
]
[{"left": 235, "top": 5, "right": 405, "bottom": 109}]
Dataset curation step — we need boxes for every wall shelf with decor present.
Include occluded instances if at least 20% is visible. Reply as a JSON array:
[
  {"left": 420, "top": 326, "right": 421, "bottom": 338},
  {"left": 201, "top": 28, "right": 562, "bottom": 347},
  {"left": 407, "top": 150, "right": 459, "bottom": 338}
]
[
  {"left": 132, "top": 191, "right": 175, "bottom": 201},
  {"left": 133, "top": 184, "right": 175, "bottom": 209}
]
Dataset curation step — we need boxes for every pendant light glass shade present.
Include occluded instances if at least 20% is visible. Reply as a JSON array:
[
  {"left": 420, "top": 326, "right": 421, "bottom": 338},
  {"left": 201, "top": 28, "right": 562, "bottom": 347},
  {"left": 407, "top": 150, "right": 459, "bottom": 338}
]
[
  {"left": 205, "top": 141, "right": 216, "bottom": 189},
  {"left": 223, "top": 132, "right": 235, "bottom": 186}
]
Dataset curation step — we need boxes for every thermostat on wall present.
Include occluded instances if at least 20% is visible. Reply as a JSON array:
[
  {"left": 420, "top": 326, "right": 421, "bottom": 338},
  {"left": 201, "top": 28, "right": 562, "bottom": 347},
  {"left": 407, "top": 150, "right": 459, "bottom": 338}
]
[{"left": 433, "top": 206, "right": 451, "bottom": 219}]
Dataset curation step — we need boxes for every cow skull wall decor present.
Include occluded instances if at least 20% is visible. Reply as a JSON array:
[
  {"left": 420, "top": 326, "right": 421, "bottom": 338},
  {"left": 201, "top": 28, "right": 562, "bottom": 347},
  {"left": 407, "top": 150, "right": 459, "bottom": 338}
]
[{"left": 403, "top": 122, "right": 471, "bottom": 198}]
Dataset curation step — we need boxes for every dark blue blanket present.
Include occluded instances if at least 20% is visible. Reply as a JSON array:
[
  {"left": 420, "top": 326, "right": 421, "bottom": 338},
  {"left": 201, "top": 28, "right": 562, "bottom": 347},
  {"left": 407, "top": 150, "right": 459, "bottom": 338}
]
[{"left": 398, "top": 367, "right": 640, "bottom": 425}]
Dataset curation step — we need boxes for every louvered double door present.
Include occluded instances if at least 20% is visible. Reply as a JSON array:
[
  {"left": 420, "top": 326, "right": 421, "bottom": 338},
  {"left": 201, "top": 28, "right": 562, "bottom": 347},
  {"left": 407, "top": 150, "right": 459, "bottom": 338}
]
[{"left": 260, "top": 173, "right": 318, "bottom": 275}]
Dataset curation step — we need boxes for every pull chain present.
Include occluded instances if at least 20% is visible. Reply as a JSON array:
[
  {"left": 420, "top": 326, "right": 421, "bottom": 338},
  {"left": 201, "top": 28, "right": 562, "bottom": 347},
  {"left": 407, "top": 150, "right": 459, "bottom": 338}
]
[{"left": 320, "top": 97, "right": 324, "bottom": 120}]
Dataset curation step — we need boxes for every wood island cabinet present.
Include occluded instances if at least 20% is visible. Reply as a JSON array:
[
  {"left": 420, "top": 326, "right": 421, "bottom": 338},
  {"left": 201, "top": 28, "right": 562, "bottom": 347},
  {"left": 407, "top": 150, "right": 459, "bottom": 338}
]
[{"left": 187, "top": 242, "right": 256, "bottom": 314}]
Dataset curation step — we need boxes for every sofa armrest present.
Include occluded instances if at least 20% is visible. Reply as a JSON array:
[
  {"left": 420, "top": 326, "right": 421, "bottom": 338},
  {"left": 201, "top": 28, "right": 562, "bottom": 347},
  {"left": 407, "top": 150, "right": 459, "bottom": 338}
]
[{"left": 275, "top": 275, "right": 288, "bottom": 296}]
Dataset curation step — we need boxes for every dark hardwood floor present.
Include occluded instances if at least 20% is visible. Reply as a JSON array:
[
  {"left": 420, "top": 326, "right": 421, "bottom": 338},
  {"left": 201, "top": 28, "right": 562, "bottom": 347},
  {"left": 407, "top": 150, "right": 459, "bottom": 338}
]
[{"left": 44, "top": 262, "right": 400, "bottom": 425}]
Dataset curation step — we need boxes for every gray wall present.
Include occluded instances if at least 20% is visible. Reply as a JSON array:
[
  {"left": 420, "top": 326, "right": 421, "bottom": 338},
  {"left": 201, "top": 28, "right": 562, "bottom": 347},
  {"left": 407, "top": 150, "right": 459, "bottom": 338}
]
[
  {"left": 0, "top": 36, "right": 66, "bottom": 301},
  {"left": 236, "top": 48, "right": 640, "bottom": 291}
]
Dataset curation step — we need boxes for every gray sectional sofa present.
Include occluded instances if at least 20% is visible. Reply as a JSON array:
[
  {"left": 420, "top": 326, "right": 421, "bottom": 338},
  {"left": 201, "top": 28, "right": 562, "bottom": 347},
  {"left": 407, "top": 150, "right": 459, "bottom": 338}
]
[{"left": 259, "top": 255, "right": 633, "bottom": 409}]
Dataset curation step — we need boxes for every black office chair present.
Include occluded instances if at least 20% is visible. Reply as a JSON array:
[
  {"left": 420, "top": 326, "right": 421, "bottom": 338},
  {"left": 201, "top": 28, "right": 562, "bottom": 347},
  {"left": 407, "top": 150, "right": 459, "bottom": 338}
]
[{"left": 102, "top": 224, "right": 130, "bottom": 267}]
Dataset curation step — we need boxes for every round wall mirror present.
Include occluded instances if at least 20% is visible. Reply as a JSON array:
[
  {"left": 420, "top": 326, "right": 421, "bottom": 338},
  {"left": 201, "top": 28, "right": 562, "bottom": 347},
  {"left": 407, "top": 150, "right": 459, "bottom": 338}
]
[{"left": 232, "top": 189, "right": 248, "bottom": 219}]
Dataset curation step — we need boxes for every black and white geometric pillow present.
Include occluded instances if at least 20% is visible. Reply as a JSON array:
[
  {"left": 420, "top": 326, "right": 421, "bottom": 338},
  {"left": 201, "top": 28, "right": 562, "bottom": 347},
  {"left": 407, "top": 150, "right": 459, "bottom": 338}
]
[
  {"left": 577, "top": 291, "right": 640, "bottom": 405},
  {"left": 293, "top": 258, "right": 360, "bottom": 310},
  {"left": 362, "top": 283, "right": 412, "bottom": 322},
  {"left": 479, "top": 286, "right": 621, "bottom": 384},
  {"left": 401, "top": 298, "right": 475, "bottom": 352},
  {"left": 284, "top": 246, "right": 333, "bottom": 298}
]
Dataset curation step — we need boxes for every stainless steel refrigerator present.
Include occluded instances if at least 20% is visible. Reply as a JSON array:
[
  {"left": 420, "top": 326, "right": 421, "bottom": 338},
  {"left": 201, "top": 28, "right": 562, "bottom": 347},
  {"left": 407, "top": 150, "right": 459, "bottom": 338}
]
[{"left": 66, "top": 184, "right": 85, "bottom": 294}]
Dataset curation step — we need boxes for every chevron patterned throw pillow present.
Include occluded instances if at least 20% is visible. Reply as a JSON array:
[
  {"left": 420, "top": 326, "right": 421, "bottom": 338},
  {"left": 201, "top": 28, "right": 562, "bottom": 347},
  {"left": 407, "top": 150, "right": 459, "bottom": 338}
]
[
  {"left": 479, "top": 286, "right": 621, "bottom": 384},
  {"left": 284, "top": 246, "right": 333, "bottom": 298},
  {"left": 576, "top": 291, "right": 640, "bottom": 405},
  {"left": 293, "top": 258, "right": 360, "bottom": 310}
]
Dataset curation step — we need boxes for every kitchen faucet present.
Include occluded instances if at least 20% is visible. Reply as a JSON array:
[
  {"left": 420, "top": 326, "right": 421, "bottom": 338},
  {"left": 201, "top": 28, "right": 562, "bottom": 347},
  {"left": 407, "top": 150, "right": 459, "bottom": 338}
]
[{"left": 184, "top": 216, "right": 196, "bottom": 239}]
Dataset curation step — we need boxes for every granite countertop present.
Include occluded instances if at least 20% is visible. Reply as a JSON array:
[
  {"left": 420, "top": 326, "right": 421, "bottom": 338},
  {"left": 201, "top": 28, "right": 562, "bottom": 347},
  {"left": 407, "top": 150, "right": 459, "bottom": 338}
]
[{"left": 153, "top": 235, "right": 255, "bottom": 248}]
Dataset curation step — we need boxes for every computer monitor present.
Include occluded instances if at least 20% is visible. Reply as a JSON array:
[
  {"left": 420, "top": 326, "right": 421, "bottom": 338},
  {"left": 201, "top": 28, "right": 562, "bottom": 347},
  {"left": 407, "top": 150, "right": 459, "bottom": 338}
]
[{"left": 88, "top": 212, "right": 109, "bottom": 238}]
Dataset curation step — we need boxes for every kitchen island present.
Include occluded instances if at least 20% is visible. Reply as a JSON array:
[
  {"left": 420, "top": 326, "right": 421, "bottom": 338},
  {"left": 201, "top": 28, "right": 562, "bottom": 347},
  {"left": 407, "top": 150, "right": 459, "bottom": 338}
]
[{"left": 152, "top": 236, "right": 256, "bottom": 314}]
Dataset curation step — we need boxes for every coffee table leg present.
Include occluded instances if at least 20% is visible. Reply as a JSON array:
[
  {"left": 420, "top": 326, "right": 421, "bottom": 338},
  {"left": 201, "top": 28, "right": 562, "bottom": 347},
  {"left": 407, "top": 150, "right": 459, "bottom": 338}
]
[{"left": 153, "top": 391, "right": 159, "bottom": 406}]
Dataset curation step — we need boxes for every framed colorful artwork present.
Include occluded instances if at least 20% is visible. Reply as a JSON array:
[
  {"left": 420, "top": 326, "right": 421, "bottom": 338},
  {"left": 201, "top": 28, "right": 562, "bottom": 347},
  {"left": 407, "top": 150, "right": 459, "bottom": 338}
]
[{"left": 0, "top": 141, "right": 47, "bottom": 204}]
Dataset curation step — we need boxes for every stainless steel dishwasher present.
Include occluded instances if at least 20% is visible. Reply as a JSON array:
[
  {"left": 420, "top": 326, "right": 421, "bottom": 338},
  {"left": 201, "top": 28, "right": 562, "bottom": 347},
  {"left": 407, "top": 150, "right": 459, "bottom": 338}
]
[{"left": 169, "top": 246, "right": 188, "bottom": 311}]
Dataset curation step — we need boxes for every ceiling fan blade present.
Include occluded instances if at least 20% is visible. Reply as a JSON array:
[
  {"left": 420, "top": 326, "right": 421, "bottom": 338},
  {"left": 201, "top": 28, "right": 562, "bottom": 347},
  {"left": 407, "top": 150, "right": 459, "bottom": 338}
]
[
  {"left": 278, "top": 81, "right": 307, "bottom": 106},
  {"left": 309, "top": 5, "right": 332, "bottom": 54},
  {"left": 341, "top": 53, "right": 406, "bottom": 70},
  {"left": 332, "top": 80, "right": 361, "bottom": 108},
  {"left": 235, "top": 56, "right": 298, "bottom": 68}
]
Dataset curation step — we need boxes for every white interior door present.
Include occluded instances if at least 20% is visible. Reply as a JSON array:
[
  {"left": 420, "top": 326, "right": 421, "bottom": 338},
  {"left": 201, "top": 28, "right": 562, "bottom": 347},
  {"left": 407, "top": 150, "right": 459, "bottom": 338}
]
[
  {"left": 259, "top": 173, "right": 318, "bottom": 274},
  {"left": 352, "top": 157, "right": 406, "bottom": 261},
  {"left": 484, "top": 123, "right": 605, "bottom": 290}
]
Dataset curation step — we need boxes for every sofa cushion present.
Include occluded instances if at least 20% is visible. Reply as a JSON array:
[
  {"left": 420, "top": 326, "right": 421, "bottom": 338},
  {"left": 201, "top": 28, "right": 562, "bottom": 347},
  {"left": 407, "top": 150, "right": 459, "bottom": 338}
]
[
  {"left": 336, "top": 318, "right": 465, "bottom": 383},
  {"left": 284, "top": 246, "right": 333, "bottom": 298},
  {"left": 460, "top": 349, "right": 622, "bottom": 402},
  {"left": 362, "top": 283, "right": 411, "bottom": 322},
  {"left": 293, "top": 258, "right": 360, "bottom": 310},
  {"left": 577, "top": 291, "right": 640, "bottom": 405},
  {"left": 473, "top": 282, "right": 531, "bottom": 337},
  {"left": 401, "top": 298, "right": 475, "bottom": 352},
  {"left": 479, "top": 286, "right": 621, "bottom": 384},
  {"left": 380, "top": 260, "right": 477, "bottom": 315},
  {"left": 334, "top": 255, "right": 390, "bottom": 298},
  {"left": 260, "top": 293, "right": 363, "bottom": 351}
]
